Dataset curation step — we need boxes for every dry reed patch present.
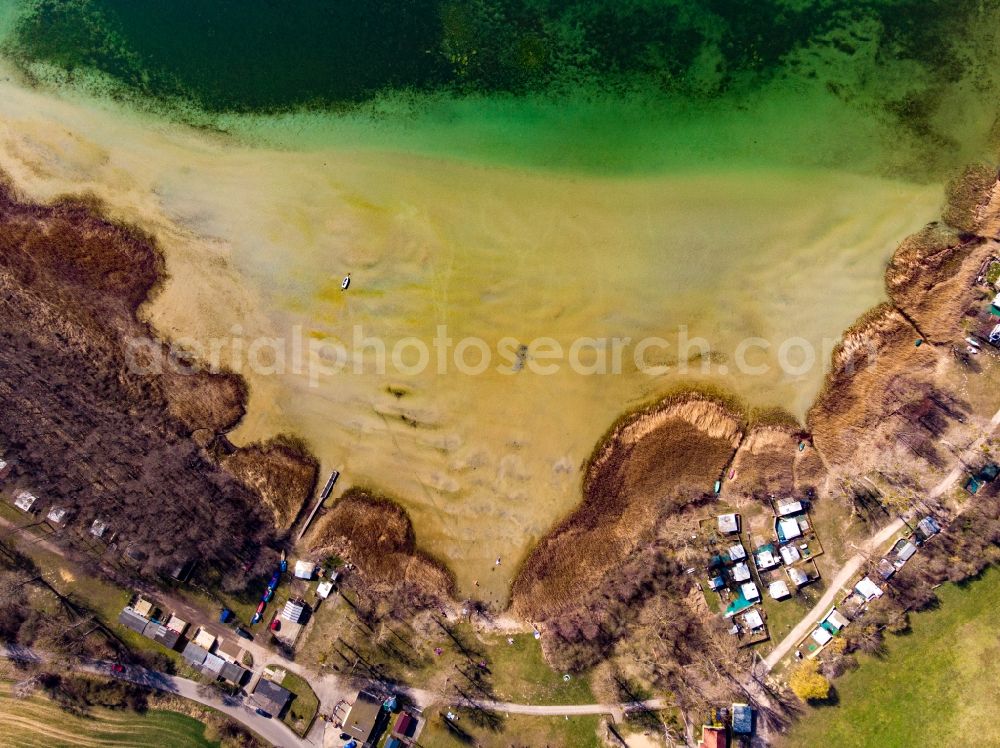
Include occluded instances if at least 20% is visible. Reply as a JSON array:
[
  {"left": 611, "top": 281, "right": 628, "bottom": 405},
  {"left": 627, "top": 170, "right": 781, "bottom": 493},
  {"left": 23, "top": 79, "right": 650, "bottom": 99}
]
[
  {"left": 162, "top": 369, "right": 246, "bottom": 434},
  {"left": 725, "top": 427, "right": 802, "bottom": 500},
  {"left": 808, "top": 304, "right": 940, "bottom": 467},
  {"left": 306, "top": 489, "right": 453, "bottom": 598},
  {"left": 0, "top": 176, "right": 279, "bottom": 576},
  {"left": 222, "top": 437, "right": 318, "bottom": 527},
  {"left": 511, "top": 395, "right": 741, "bottom": 621},
  {"left": 793, "top": 444, "right": 829, "bottom": 495},
  {"left": 885, "top": 223, "right": 994, "bottom": 342},
  {"left": 942, "top": 163, "right": 999, "bottom": 235}
]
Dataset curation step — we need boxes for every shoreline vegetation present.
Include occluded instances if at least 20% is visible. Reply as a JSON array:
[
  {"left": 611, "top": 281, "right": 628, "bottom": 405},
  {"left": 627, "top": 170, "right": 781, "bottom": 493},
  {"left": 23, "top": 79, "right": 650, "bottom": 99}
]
[
  {"left": 1, "top": 156, "right": 997, "bottom": 596},
  {"left": 490, "top": 160, "right": 1000, "bottom": 731},
  {"left": 509, "top": 156, "right": 999, "bottom": 623},
  {"left": 0, "top": 172, "right": 317, "bottom": 578},
  {"left": 511, "top": 391, "right": 744, "bottom": 622},
  {"left": 304, "top": 487, "right": 456, "bottom": 603},
  {"left": 1, "top": 124, "right": 999, "bottom": 742}
]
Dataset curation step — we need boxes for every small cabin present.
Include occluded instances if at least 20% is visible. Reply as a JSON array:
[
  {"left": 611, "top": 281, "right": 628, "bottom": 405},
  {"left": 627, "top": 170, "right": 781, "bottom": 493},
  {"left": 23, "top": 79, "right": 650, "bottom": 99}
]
[
  {"left": 743, "top": 609, "right": 765, "bottom": 631},
  {"left": 776, "top": 500, "right": 803, "bottom": 517},
  {"left": 13, "top": 491, "right": 38, "bottom": 513},
  {"left": 788, "top": 567, "right": 810, "bottom": 587},
  {"left": 717, "top": 513, "right": 740, "bottom": 534},
  {"left": 731, "top": 562, "right": 751, "bottom": 582},
  {"left": 316, "top": 580, "right": 334, "bottom": 599},
  {"left": 780, "top": 545, "right": 801, "bottom": 565},
  {"left": 282, "top": 599, "right": 307, "bottom": 624},
  {"left": 917, "top": 516, "right": 941, "bottom": 539},
  {"left": 854, "top": 576, "right": 883, "bottom": 602},
  {"left": 46, "top": 506, "right": 69, "bottom": 525},
  {"left": 769, "top": 580, "right": 791, "bottom": 600},
  {"left": 193, "top": 627, "right": 217, "bottom": 651},
  {"left": 293, "top": 559, "right": 316, "bottom": 580}
]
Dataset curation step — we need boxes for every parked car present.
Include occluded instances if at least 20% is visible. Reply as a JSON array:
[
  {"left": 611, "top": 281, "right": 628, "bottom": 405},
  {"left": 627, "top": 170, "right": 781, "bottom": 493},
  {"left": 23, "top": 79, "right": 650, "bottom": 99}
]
[
  {"left": 235, "top": 627, "right": 253, "bottom": 641},
  {"left": 254, "top": 708, "right": 272, "bottom": 719},
  {"left": 269, "top": 617, "right": 280, "bottom": 632}
]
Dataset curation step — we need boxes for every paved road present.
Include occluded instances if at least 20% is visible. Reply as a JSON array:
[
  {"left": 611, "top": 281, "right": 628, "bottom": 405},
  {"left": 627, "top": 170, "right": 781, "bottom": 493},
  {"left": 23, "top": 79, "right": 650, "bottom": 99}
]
[
  {"left": 761, "top": 517, "right": 904, "bottom": 670},
  {"left": 763, "top": 405, "right": 1000, "bottom": 671},
  {"left": 5, "top": 640, "right": 669, "bottom": 736},
  {"left": 1, "top": 645, "right": 308, "bottom": 748},
  {"left": 4, "top": 409, "right": 998, "bottom": 742},
  {"left": 107, "top": 662, "right": 310, "bottom": 748}
]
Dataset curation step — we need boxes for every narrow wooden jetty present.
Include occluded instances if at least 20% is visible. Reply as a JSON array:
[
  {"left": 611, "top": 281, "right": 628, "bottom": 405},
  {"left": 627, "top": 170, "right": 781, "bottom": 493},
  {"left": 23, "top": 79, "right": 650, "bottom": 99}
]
[
  {"left": 320, "top": 470, "right": 340, "bottom": 500},
  {"left": 296, "top": 469, "right": 340, "bottom": 541}
]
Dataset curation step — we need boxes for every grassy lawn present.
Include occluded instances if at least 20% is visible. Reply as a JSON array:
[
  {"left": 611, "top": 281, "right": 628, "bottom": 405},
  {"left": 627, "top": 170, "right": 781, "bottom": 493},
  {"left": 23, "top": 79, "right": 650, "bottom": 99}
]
[
  {"left": 986, "top": 260, "right": 1000, "bottom": 286},
  {"left": 698, "top": 581, "right": 721, "bottom": 614},
  {"left": 806, "top": 493, "right": 869, "bottom": 574},
  {"left": 481, "top": 633, "right": 594, "bottom": 706},
  {"left": 0, "top": 506, "right": 199, "bottom": 676},
  {"left": 758, "top": 579, "right": 826, "bottom": 650},
  {"left": 780, "top": 565, "right": 1000, "bottom": 748},
  {"left": 276, "top": 669, "right": 319, "bottom": 736},
  {"left": 0, "top": 682, "right": 216, "bottom": 747},
  {"left": 301, "top": 594, "right": 594, "bottom": 706},
  {"left": 414, "top": 706, "right": 602, "bottom": 748}
]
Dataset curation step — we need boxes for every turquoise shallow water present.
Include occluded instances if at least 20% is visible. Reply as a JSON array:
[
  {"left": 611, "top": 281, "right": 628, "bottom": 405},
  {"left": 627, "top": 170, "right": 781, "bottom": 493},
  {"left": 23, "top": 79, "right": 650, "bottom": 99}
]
[
  {"left": 0, "top": 1, "right": 996, "bottom": 596},
  {"left": 2, "top": 0, "right": 1000, "bottom": 176}
]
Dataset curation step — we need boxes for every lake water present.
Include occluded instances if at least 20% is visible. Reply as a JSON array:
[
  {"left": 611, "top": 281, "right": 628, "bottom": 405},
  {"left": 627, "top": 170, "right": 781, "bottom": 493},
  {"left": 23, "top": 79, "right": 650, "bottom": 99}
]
[{"left": 0, "top": 0, "right": 997, "bottom": 599}]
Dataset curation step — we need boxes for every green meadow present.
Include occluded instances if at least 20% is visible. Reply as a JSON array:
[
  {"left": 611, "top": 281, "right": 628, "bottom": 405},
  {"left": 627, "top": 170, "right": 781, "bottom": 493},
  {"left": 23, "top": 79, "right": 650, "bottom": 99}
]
[
  {"left": 781, "top": 565, "right": 1000, "bottom": 748},
  {"left": 0, "top": 683, "right": 216, "bottom": 748}
]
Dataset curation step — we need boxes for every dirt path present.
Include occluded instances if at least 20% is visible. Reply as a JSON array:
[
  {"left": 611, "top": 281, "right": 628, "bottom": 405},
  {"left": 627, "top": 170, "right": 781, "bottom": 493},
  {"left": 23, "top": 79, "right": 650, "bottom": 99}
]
[
  {"left": 466, "top": 697, "right": 666, "bottom": 716},
  {"left": 761, "top": 517, "right": 904, "bottom": 670},
  {"left": 763, "top": 404, "right": 1000, "bottom": 671},
  {"left": 4, "top": 402, "right": 998, "bottom": 737}
]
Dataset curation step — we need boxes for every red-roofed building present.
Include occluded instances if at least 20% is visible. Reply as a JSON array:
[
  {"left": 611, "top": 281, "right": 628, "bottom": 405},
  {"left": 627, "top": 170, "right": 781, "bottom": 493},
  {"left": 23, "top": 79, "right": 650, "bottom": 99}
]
[{"left": 698, "top": 725, "right": 727, "bottom": 748}]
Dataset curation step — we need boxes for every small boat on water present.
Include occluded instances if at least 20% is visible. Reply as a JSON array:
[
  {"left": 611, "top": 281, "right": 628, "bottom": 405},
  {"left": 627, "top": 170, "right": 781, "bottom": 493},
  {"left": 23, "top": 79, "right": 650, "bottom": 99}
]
[{"left": 341, "top": 274, "right": 351, "bottom": 290}]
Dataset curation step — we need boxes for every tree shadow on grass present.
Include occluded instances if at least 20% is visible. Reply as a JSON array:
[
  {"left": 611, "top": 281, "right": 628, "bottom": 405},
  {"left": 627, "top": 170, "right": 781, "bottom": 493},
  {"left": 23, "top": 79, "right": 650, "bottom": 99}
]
[
  {"left": 809, "top": 686, "right": 840, "bottom": 709},
  {"left": 433, "top": 714, "right": 474, "bottom": 745}
]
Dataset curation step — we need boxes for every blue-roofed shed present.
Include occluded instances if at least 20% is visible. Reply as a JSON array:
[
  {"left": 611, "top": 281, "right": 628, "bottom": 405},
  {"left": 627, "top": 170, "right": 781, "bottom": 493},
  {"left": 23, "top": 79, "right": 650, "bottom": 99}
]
[
  {"left": 732, "top": 702, "right": 753, "bottom": 734},
  {"left": 976, "top": 463, "right": 999, "bottom": 482},
  {"left": 917, "top": 516, "right": 941, "bottom": 539}
]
